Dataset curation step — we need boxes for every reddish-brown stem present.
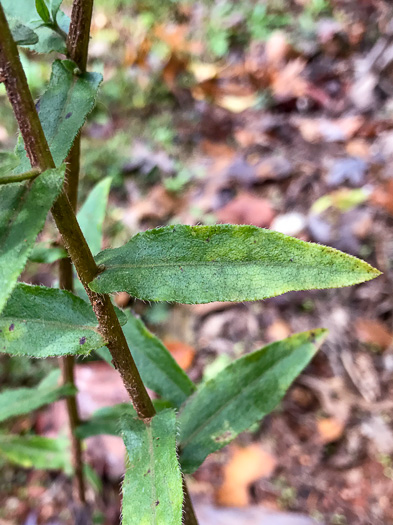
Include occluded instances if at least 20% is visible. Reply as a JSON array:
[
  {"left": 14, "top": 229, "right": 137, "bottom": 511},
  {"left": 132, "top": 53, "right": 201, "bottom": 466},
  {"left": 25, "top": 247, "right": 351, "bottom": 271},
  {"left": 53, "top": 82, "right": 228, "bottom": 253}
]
[
  {"left": 0, "top": 4, "right": 198, "bottom": 522},
  {"left": 57, "top": 0, "right": 95, "bottom": 507}
]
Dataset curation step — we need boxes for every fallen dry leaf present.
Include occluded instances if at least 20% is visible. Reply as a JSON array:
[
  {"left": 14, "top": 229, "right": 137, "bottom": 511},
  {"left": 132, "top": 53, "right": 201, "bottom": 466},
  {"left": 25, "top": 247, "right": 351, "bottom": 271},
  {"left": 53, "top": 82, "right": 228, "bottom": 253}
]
[
  {"left": 115, "top": 292, "right": 130, "bottom": 308},
  {"left": 355, "top": 318, "right": 393, "bottom": 350},
  {"left": 317, "top": 417, "right": 345, "bottom": 444},
  {"left": 217, "top": 193, "right": 275, "bottom": 227},
  {"left": 371, "top": 179, "right": 393, "bottom": 216},
  {"left": 164, "top": 339, "right": 195, "bottom": 370},
  {"left": 266, "top": 319, "right": 292, "bottom": 342},
  {"left": 217, "top": 444, "right": 277, "bottom": 507},
  {"left": 215, "top": 93, "right": 258, "bottom": 113},
  {"left": 294, "top": 116, "right": 365, "bottom": 143}
]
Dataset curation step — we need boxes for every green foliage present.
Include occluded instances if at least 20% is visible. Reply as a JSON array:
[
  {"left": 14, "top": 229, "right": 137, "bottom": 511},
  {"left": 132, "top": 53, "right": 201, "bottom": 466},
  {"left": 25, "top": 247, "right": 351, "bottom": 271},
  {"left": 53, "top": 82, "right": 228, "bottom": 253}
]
[
  {"left": 77, "top": 177, "right": 112, "bottom": 256},
  {"left": 178, "top": 329, "right": 327, "bottom": 473},
  {"left": 89, "top": 224, "right": 380, "bottom": 304},
  {"left": 121, "top": 410, "right": 183, "bottom": 525},
  {"left": 76, "top": 400, "right": 172, "bottom": 439},
  {"left": 0, "top": 433, "right": 70, "bottom": 472},
  {"left": 76, "top": 403, "right": 136, "bottom": 439},
  {"left": 0, "top": 152, "right": 20, "bottom": 176},
  {"left": 0, "top": 283, "right": 105, "bottom": 357},
  {"left": 8, "top": 19, "right": 39, "bottom": 46},
  {"left": 15, "top": 60, "right": 102, "bottom": 173},
  {"left": 1, "top": 0, "right": 69, "bottom": 53},
  {"left": 29, "top": 242, "right": 68, "bottom": 264},
  {"left": 0, "top": 166, "right": 65, "bottom": 313},
  {"left": 0, "top": 369, "right": 76, "bottom": 423},
  {"left": 35, "top": 0, "right": 51, "bottom": 24},
  {"left": 123, "top": 313, "right": 196, "bottom": 408}
]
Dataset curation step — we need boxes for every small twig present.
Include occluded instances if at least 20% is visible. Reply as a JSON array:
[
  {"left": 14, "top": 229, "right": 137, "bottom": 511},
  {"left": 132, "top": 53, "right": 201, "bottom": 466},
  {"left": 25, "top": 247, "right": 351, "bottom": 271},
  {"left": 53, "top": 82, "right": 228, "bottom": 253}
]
[{"left": 0, "top": 167, "right": 40, "bottom": 184}]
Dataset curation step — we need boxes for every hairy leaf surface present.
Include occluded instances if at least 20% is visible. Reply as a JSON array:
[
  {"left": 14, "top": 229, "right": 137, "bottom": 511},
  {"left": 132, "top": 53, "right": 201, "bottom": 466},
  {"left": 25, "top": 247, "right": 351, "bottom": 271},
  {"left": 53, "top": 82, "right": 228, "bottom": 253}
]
[
  {"left": 0, "top": 369, "right": 76, "bottom": 423},
  {"left": 121, "top": 410, "right": 183, "bottom": 525},
  {"left": 178, "top": 329, "right": 327, "bottom": 473},
  {"left": 0, "top": 167, "right": 64, "bottom": 313},
  {"left": 123, "top": 314, "right": 196, "bottom": 408},
  {"left": 89, "top": 225, "right": 381, "bottom": 304},
  {"left": 15, "top": 60, "right": 102, "bottom": 172},
  {"left": 2, "top": 0, "right": 69, "bottom": 53},
  {"left": 0, "top": 434, "right": 70, "bottom": 472},
  {"left": 0, "top": 283, "right": 105, "bottom": 357}
]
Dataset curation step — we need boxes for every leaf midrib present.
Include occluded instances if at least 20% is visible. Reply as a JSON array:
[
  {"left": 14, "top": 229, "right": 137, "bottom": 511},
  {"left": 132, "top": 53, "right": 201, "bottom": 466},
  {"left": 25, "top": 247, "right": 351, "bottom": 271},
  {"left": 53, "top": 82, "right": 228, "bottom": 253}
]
[{"left": 98, "top": 260, "right": 354, "bottom": 271}]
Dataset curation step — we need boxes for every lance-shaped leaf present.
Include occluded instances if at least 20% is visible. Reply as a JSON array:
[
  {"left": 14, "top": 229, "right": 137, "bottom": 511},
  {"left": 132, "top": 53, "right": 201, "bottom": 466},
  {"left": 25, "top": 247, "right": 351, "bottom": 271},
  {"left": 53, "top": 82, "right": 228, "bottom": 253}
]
[
  {"left": 0, "top": 434, "right": 70, "bottom": 472},
  {"left": 74, "top": 177, "right": 112, "bottom": 299},
  {"left": 78, "top": 177, "right": 112, "bottom": 256},
  {"left": 178, "top": 329, "right": 328, "bottom": 473},
  {"left": 15, "top": 60, "right": 102, "bottom": 172},
  {"left": 0, "top": 166, "right": 64, "bottom": 313},
  {"left": 123, "top": 314, "right": 196, "bottom": 408},
  {"left": 89, "top": 225, "right": 381, "bottom": 304},
  {"left": 0, "top": 369, "right": 76, "bottom": 423},
  {"left": 121, "top": 410, "right": 183, "bottom": 525},
  {"left": 0, "top": 283, "right": 106, "bottom": 358},
  {"left": 2, "top": 0, "right": 69, "bottom": 54}
]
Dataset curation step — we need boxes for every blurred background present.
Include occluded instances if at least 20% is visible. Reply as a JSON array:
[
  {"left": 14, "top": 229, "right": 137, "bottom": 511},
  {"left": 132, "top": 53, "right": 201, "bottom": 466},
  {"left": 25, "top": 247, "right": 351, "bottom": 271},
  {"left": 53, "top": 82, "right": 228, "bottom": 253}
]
[{"left": 1, "top": 0, "right": 393, "bottom": 524}]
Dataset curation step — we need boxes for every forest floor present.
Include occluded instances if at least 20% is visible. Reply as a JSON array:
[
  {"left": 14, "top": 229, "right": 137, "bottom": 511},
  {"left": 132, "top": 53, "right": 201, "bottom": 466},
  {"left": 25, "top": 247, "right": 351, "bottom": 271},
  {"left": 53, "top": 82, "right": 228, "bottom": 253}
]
[{"left": 1, "top": 0, "right": 393, "bottom": 524}]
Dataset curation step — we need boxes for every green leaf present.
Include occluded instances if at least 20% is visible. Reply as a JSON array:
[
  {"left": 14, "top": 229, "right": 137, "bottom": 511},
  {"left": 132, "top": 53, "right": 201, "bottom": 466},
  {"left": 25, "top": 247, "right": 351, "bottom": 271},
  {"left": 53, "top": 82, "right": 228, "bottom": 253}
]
[
  {"left": 77, "top": 177, "right": 112, "bottom": 256},
  {"left": 0, "top": 166, "right": 65, "bottom": 314},
  {"left": 178, "top": 329, "right": 328, "bottom": 473},
  {"left": 0, "top": 283, "right": 105, "bottom": 358},
  {"left": 89, "top": 225, "right": 381, "bottom": 304},
  {"left": 49, "top": 0, "right": 63, "bottom": 19},
  {"left": 74, "top": 177, "right": 112, "bottom": 299},
  {"left": 29, "top": 242, "right": 68, "bottom": 264},
  {"left": 15, "top": 60, "right": 102, "bottom": 173},
  {"left": 123, "top": 313, "right": 196, "bottom": 408},
  {"left": 76, "top": 403, "right": 136, "bottom": 439},
  {"left": 76, "top": 400, "right": 173, "bottom": 439},
  {"left": 35, "top": 0, "right": 50, "bottom": 23},
  {"left": 0, "top": 369, "right": 76, "bottom": 423},
  {"left": 8, "top": 19, "right": 39, "bottom": 45},
  {"left": 2, "top": 0, "right": 69, "bottom": 53},
  {"left": 0, "top": 434, "right": 70, "bottom": 472},
  {"left": 0, "top": 151, "right": 20, "bottom": 178},
  {"left": 121, "top": 410, "right": 183, "bottom": 525}
]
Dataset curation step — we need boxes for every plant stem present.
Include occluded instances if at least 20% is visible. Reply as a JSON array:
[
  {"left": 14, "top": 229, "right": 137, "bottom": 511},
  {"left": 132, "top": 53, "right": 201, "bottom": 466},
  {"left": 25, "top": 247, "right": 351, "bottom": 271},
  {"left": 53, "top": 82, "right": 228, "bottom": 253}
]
[
  {"left": 0, "top": 0, "right": 154, "bottom": 426},
  {"left": 57, "top": 0, "right": 96, "bottom": 507},
  {"left": 0, "top": 167, "right": 40, "bottom": 184},
  {"left": 0, "top": 6, "right": 199, "bottom": 522}
]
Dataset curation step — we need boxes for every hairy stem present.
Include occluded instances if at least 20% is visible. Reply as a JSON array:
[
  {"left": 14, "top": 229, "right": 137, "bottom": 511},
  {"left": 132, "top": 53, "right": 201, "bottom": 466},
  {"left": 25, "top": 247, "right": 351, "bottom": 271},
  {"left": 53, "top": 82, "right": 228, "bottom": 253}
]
[
  {"left": 0, "top": 167, "right": 40, "bottom": 184},
  {"left": 0, "top": 0, "right": 154, "bottom": 419},
  {"left": 57, "top": 0, "right": 96, "bottom": 507},
  {"left": 0, "top": 5, "right": 199, "bottom": 522}
]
